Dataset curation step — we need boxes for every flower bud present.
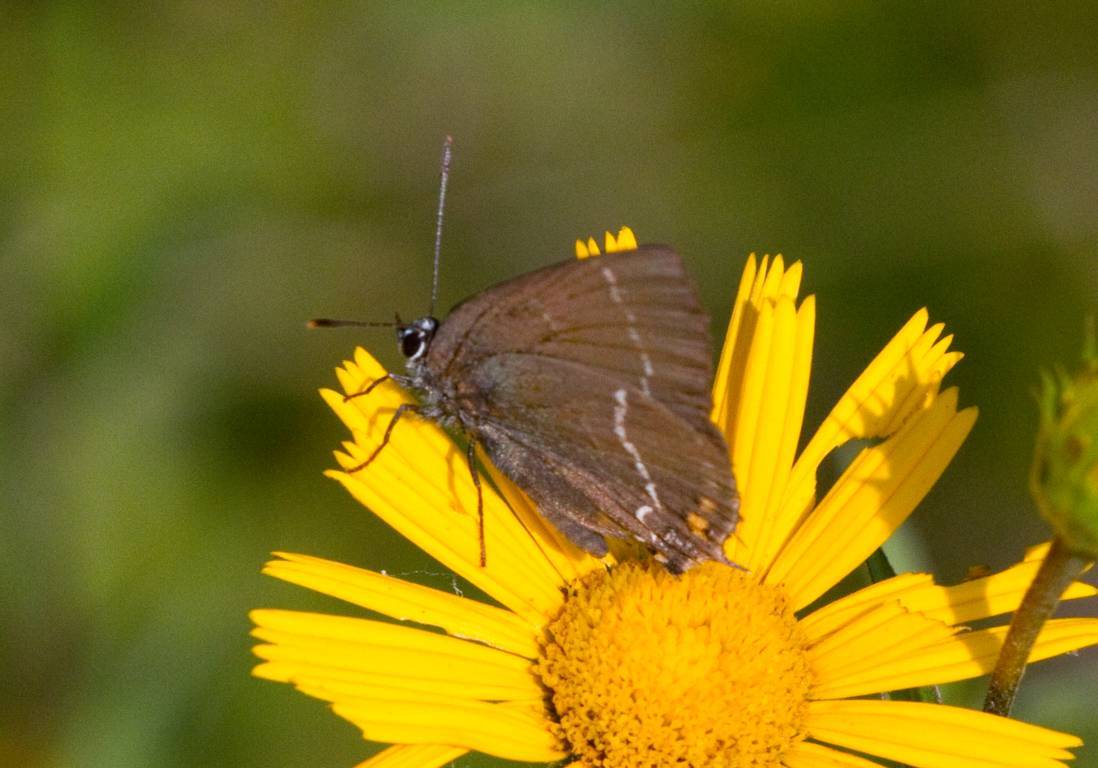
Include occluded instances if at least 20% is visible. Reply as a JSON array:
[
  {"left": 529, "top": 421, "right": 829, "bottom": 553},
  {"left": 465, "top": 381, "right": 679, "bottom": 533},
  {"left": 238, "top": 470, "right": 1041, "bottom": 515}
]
[{"left": 1031, "top": 321, "right": 1098, "bottom": 559}]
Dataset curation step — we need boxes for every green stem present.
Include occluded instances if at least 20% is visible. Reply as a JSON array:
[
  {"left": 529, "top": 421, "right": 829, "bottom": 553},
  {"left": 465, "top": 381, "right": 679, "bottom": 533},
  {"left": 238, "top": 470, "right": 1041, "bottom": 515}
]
[
  {"left": 983, "top": 536, "right": 1091, "bottom": 716},
  {"left": 864, "top": 546, "right": 897, "bottom": 583}
]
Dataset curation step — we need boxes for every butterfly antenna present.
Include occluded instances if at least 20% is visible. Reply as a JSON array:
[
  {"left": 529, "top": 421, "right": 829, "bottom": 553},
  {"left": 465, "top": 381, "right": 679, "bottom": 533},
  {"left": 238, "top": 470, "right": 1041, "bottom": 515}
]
[
  {"left": 307, "top": 318, "right": 399, "bottom": 329},
  {"left": 429, "top": 135, "right": 453, "bottom": 319}
]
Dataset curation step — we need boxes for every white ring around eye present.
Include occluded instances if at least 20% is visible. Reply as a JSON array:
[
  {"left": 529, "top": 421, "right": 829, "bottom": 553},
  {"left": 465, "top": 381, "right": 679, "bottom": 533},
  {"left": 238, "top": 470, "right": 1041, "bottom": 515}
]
[{"left": 408, "top": 338, "right": 428, "bottom": 361}]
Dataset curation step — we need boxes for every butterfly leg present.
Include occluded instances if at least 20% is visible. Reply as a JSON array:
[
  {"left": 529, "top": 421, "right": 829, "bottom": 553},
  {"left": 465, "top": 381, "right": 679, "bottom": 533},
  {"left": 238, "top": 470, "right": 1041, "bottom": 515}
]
[
  {"left": 465, "top": 438, "right": 487, "bottom": 567},
  {"left": 343, "top": 373, "right": 392, "bottom": 402},
  {"left": 346, "top": 403, "right": 420, "bottom": 472}
]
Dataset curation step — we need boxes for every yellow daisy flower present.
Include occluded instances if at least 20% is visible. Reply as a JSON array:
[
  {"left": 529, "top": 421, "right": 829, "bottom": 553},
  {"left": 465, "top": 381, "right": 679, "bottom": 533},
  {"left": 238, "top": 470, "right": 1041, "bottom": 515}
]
[{"left": 252, "top": 231, "right": 1098, "bottom": 768}]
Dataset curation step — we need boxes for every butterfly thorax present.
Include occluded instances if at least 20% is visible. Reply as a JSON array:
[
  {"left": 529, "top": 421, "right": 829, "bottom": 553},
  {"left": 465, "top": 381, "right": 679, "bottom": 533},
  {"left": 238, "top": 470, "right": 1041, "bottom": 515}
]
[
  {"left": 403, "top": 359, "right": 463, "bottom": 430},
  {"left": 396, "top": 316, "right": 470, "bottom": 432}
]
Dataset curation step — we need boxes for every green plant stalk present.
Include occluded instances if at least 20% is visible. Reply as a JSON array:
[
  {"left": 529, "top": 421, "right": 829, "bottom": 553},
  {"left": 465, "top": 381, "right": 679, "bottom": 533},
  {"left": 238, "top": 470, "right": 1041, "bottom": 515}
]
[{"left": 983, "top": 536, "right": 1091, "bottom": 716}]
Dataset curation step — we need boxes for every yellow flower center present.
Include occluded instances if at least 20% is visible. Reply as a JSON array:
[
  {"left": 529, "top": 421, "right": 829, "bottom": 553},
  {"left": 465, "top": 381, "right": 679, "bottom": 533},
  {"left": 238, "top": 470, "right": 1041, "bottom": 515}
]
[{"left": 536, "top": 561, "right": 813, "bottom": 768}]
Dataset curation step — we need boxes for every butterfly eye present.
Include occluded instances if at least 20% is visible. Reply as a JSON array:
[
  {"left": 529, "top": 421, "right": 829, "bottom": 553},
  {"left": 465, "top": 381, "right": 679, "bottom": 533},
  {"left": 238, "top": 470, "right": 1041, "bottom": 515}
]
[
  {"left": 398, "top": 317, "right": 438, "bottom": 361},
  {"left": 398, "top": 329, "right": 426, "bottom": 359}
]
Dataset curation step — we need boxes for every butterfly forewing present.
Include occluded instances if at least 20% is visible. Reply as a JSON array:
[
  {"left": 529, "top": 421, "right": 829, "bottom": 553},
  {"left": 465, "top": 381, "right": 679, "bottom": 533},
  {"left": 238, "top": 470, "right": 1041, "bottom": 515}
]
[
  {"left": 422, "top": 246, "right": 739, "bottom": 570},
  {"left": 439, "top": 248, "right": 714, "bottom": 423}
]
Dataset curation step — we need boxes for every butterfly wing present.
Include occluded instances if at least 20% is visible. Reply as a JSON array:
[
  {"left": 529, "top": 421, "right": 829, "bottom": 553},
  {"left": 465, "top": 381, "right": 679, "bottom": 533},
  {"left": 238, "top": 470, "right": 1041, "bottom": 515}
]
[
  {"left": 432, "top": 247, "right": 715, "bottom": 429},
  {"left": 423, "top": 246, "right": 738, "bottom": 570},
  {"left": 469, "top": 355, "right": 738, "bottom": 569}
]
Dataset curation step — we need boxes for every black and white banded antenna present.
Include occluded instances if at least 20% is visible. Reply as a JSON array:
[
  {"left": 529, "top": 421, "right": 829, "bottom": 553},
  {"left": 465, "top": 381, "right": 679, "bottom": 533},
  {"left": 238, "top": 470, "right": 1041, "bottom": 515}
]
[{"left": 429, "top": 135, "right": 453, "bottom": 319}]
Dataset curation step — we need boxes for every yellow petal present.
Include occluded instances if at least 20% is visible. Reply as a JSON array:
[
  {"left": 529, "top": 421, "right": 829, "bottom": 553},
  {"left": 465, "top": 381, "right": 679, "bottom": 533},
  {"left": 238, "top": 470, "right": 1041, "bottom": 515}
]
[
  {"left": 250, "top": 609, "right": 541, "bottom": 700},
  {"left": 601, "top": 226, "right": 639, "bottom": 253},
  {"left": 261, "top": 553, "right": 539, "bottom": 657},
  {"left": 586, "top": 236, "right": 600, "bottom": 256},
  {"left": 253, "top": 661, "right": 529, "bottom": 702},
  {"left": 354, "top": 744, "right": 467, "bottom": 768},
  {"left": 712, "top": 255, "right": 804, "bottom": 437},
  {"left": 807, "top": 700, "right": 1081, "bottom": 768},
  {"left": 784, "top": 741, "right": 886, "bottom": 767},
  {"left": 727, "top": 298, "right": 779, "bottom": 510},
  {"left": 711, "top": 254, "right": 758, "bottom": 430},
  {"left": 812, "top": 618, "right": 1098, "bottom": 700},
  {"left": 881, "top": 334, "right": 962, "bottom": 435},
  {"left": 759, "top": 253, "right": 788, "bottom": 297},
  {"left": 919, "top": 556, "right": 1097, "bottom": 626},
  {"left": 799, "top": 548, "right": 1097, "bottom": 642},
  {"left": 768, "top": 389, "right": 976, "bottom": 609},
  {"left": 323, "top": 349, "right": 571, "bottom": 625},
  {"left": 798, "top": 572, "right": 937, "bottom": 642},
  {"left": 615, "top": 226, "right": 638, "bottom": 250},
  {"left": 775, "top": 311, "right": 961, "bottom": 541},
  {"left": 327, "top": 460, "right": 556, "bottom": 627},
  {"left": 808, "top": 601, "right": 955, "bottom": 682},
  {"left": 905, "top": 565, "right": 1096, "bottom": 627},
  {"left": 807, "top": 309, "right": 943, "bottom": 441},
  {"left": 332, "top": 698, "right": 566, "bottom": 763},
  {"left": 779, "top": 259, "right": 804, "bottom": 298},
  {"left": 725, "top": 295, "right": 815, "bottom": 570},
  {"left": 292, "top": 676, "right": 542, "bottom": 710}
]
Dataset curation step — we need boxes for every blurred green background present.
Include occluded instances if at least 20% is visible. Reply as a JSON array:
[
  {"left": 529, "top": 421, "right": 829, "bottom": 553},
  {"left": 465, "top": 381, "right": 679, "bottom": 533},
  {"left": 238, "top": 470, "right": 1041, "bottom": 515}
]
[{"left": 3, "top": 4, "right": 1097, "bottom": 767}]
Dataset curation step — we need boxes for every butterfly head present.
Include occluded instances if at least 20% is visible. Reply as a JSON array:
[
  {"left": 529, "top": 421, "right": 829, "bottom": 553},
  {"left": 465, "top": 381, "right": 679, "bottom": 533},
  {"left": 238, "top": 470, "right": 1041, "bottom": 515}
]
[{"left": 397, "top": 316, "right": 438, "bottom": 362}]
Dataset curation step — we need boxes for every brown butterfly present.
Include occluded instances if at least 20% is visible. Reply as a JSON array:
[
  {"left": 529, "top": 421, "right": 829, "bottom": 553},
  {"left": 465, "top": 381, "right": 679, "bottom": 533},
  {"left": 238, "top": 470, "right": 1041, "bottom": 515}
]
[{"left": 313, "top": 141, "right": 738, "bottom": 571}]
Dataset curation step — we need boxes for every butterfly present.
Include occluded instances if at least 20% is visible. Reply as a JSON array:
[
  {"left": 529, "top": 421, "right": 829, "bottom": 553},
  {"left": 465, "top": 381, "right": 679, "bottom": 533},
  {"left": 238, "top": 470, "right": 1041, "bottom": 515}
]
[
  {"left": 313, "top": 140, "right": 738, "bottom": 572},
  {"left": 337, "top": 245, "right": 740, "bottom": 572}
]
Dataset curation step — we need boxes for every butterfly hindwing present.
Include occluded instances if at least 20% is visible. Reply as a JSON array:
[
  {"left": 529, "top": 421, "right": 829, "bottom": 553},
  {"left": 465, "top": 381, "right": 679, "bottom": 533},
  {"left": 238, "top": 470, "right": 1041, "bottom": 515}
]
[{"left": 472, "top": 359, "right": 737, "bottom": 569}]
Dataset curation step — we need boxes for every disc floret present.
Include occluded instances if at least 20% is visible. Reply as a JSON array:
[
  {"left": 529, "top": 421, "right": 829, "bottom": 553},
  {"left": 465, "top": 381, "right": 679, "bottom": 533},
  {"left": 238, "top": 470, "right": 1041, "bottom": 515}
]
[{"left": 537, "top": 562, "right": 813, "bottom": 768}]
